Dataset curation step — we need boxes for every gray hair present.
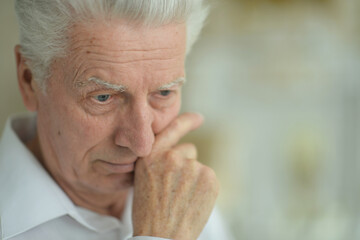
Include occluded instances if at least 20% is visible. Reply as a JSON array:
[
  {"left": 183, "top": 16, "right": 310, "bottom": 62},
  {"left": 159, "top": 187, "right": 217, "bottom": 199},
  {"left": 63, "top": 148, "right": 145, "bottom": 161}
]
[{"left": 14, "top": 0, "right": 209, "bottom": 87}]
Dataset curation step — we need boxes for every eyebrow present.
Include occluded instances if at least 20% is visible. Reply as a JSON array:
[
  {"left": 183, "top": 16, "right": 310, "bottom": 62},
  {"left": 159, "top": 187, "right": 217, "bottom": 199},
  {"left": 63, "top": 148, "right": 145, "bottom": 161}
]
[
  {"left": 157, "top": 77, "right": 186, "bottom": 90},
  {"left": 76, "top": 77, "right": 127, "bottom": 92},
  {"left": 75, "top": 76, "right": 185, "bottom": 92}
]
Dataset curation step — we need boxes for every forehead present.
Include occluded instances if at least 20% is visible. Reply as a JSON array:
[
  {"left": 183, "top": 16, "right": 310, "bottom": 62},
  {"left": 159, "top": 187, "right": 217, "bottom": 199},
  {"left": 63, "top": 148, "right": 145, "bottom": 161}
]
[
  {"left": 67, "top": 20, "right": 187, "bottom": 65},
  {"left": 62, "top": 20, "right": 186, "bottom": 89}
]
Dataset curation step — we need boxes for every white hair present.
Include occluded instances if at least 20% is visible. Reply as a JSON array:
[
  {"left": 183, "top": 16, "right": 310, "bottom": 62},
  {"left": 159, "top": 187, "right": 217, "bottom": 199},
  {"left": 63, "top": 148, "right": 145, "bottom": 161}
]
[{"left": 14, "top": 0, "right": 209, "bottom": 88}]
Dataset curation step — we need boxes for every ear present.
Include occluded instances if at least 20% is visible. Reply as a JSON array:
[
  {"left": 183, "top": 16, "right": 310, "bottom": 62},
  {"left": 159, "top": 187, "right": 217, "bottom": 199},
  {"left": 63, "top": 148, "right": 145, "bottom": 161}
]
[{"left": 15, "top": 45, "right": 39, "bottom": 112}]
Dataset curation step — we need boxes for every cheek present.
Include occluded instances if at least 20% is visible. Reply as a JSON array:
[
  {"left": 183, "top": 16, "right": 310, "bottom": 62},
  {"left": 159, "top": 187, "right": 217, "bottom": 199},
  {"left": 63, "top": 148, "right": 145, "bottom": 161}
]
[
  {"left": 57, "top": 109, "right": 112, "bottom": 153},
  {"left": 152, "top": 98, "right": 181, "bottom": 134},
  {"left": 37, "top": 94, "right": 110, "bottom": 163}
]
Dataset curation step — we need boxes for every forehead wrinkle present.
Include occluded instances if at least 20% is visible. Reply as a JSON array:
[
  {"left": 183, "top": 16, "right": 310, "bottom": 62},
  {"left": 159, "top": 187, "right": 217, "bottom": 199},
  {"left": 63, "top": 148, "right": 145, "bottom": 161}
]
[
  {"left": 157, "top": 77, "right": 186, "bottom": 90},
  {"left": 69, "top": 38, "right": 179, "bottom": 54},
  {"left": 69, "top": 39, "right": 184, "bottom": 65},
  {"left": 69, "top": 34, "right": 182, "bottom": 55},
  {"left": 89, "top": 56, "right": 180, "bottom": 65}
]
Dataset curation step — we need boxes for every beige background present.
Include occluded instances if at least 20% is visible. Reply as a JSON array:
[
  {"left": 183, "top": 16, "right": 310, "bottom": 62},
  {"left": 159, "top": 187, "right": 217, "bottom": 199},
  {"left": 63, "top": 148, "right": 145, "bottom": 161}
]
[
  {"left": 0, "top": 0, "right": 26, "bottom": 131},
  {"left": 2, "top": 0, "right": 360, "bottom": 239}
]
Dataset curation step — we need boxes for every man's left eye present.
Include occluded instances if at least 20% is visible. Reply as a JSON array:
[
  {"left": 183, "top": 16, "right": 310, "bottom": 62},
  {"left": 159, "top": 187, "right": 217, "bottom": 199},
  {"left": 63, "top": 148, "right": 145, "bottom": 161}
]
[
  {"left": 159, "top": 90, "right": 171, "bottom": 97},
  {"left": 94, "top": 94, "right": 111, "bottom": 102}
]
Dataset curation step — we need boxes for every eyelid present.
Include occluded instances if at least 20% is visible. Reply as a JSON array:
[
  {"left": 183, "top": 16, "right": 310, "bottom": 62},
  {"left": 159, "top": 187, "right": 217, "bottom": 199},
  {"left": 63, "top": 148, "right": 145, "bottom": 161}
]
[
  {"left": 87, "top": 87, "right": 119, "bottom": 97},
  {"left": 91, "top": 94, "right": 111, "bottom": 102},
  {"left": 92, "top": 93, "right": 112, "bottom": 98},
  {"left": 152, "top": 89, "right": 175, "bottom": 99},
  {"left": 88, "top": 91, "right": 118, "bottom": 105},
  {"left": 157, "top": 85, "right": 181, "bottom": 93},
  {"left": 157, "top": 89, "right": 174, "bottom": 93},
  {"left": 158, "top": 84, "right": 181, "bottom": 91}
]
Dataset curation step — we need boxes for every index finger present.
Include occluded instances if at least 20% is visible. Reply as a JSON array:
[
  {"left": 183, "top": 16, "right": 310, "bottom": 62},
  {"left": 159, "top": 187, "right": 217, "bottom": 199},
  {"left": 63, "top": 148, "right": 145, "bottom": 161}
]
[{"left": 152, "top": 112, "right": 204, "bottom": 152}]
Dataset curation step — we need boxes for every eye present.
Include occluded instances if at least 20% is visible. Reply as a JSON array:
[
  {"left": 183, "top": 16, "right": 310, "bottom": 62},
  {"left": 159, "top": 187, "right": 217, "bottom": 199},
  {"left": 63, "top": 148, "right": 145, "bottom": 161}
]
[
  {"left": 94, "top": 94, "right": 111, "bottom": 102},
  {"left": 159, "top": 90, "right": 171, "bottom": 97}
]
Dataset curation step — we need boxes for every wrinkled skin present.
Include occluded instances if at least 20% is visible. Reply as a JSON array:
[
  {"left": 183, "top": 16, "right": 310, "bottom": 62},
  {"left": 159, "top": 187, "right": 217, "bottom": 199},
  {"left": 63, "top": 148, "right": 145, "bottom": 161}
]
[
  {"left": 133, "top": 113, "right": 219, "bottom": 239},
  {"left": 16, "top": 19, "right": 219, "bottom": 239}
]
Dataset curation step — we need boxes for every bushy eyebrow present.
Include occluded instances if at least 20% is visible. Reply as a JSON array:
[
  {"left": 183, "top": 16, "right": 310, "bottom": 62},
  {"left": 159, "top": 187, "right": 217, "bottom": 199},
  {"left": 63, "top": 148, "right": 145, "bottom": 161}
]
[
  {"left": 75, "top": 76, "right": 185, "bottom": 92},
  {"left": 157, "top": 77, "right": 186, "bottom": 90},
  {"left": 75, "top": 77, "right": 127, "bottom": 92}
]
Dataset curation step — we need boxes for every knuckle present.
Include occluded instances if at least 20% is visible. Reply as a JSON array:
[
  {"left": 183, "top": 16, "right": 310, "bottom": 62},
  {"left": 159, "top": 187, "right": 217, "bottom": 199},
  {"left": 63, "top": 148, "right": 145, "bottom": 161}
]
[
  {"left": 164, "top": 149, "right": 179, "bottom": 161},
  {"left": 170, "top": 118, "right": 181, "bottom": 131},
  {"left": 181, "top": 143, "right": 197, "bottom": 159},
  {"left": 201, "top": 166, "right": 216, "bottom": 179},
  {"left": 186, "top": 143, "right": 197, "bottom": 152},
  {"left": 183, "top": 157, "right": 196, "bottom": 166},
  {"left": 199, "top": 166, "right": 219, "bottom": 194},
  {"left": 164, "top": 150, "right": 181, "bottom": 170}
]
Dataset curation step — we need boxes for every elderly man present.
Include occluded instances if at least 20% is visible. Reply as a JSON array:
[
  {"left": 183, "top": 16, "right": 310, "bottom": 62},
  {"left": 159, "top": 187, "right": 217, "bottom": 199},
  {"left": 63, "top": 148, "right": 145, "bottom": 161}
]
[{"left": 0, "top": 1, "right": 232, "bottom": 239}]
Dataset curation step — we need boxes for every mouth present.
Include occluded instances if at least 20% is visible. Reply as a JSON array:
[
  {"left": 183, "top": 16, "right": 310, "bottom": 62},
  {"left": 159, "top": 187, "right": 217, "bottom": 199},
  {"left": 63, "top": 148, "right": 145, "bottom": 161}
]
[{"left": 95, "top": 159, "right": 136, "bottom": 174}]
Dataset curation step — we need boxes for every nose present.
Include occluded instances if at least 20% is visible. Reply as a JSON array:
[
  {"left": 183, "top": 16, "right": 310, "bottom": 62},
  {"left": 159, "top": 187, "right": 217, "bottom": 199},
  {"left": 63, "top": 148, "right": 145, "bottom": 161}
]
[{"left": 115, "top": 101, "right": 155, "bottom": 157}]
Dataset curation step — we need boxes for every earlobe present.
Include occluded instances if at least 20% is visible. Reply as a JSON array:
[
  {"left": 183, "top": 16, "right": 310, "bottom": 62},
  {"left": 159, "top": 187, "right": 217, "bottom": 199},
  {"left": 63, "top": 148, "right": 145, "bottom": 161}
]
[{"left": 15, "top": 45, "right": 39, "bottom": 112}]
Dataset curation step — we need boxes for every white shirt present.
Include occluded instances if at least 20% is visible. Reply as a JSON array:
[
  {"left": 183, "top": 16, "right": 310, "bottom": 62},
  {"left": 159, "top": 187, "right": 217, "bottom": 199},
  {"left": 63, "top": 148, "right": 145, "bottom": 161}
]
[{"left": 0, "top": 114, "right": 233, "bottom": 240}]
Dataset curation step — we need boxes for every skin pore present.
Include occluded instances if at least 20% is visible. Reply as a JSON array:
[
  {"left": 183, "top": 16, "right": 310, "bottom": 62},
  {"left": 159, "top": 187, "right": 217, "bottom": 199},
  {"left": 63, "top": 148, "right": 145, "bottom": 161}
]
[{"left": 23, "top": 20, "right": 187, "bottom": 218}]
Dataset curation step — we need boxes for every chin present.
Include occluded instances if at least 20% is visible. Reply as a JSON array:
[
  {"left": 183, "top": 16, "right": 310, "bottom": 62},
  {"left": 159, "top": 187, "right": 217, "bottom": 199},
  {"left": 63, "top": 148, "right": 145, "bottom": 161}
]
[{"left": 91, "top": 172, "right": 134, "bottom": 193}]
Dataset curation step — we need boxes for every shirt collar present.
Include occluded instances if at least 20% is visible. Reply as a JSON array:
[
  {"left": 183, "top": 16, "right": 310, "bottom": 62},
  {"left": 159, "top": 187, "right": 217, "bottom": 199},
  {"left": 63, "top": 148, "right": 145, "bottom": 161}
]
[{"left": 0, "top": 113, "right": 131, "bottom": 239}]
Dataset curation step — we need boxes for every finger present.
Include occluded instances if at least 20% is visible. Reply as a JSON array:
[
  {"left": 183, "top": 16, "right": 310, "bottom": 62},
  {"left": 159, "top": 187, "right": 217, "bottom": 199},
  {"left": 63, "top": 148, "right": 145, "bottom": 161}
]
[
  {"left": 172, "top": 143, "right": 198, "bottom": 160},
  {"left": 153, "top": 112, "right": 204, "bottom": 152}
]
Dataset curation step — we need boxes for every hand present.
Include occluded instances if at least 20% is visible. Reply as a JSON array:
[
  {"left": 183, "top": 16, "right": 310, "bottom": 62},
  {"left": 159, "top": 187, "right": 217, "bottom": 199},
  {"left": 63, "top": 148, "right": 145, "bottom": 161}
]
[{"left": 132, "top": 113, "right": 219, "bottom": 240}]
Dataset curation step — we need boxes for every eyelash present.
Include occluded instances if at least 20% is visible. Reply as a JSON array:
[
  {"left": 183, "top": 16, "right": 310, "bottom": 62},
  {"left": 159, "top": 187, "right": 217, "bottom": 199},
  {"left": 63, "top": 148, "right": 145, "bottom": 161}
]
[
  {"left": 85, "top": 89, "right": 176, "bottom": 107},
  {"left": 157, "top": 90, "right": 173, "bottom": 97},
  {"left": 93, "top": 94, "right": 112, "bottom": 103},
  {"left": 88, "top": 91, "right": 117, "bottom": 105}
]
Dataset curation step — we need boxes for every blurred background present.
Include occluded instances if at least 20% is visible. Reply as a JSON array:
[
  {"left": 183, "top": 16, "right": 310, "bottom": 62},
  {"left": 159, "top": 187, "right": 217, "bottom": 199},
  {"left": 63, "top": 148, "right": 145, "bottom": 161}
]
[{"left": 1, "top": 0, "right": 360, "bottom": 239}]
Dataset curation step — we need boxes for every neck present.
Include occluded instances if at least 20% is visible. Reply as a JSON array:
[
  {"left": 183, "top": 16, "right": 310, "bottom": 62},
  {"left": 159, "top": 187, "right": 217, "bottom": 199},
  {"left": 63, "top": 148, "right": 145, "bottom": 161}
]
[
  {"left": 25, "top": 134, "right": 129, "bottom": 218},
  {"left": 55, "top": 178, "right": 129, "bottom": 218}
]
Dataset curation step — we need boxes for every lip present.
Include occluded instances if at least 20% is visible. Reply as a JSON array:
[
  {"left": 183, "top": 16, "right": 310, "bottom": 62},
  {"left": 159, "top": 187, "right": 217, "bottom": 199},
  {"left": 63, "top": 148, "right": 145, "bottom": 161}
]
[{"left": 96, "top": 160, "right": 136, "bottom": 174}]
